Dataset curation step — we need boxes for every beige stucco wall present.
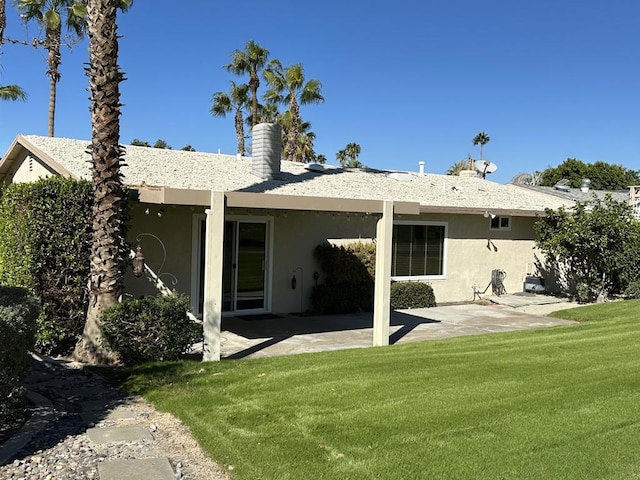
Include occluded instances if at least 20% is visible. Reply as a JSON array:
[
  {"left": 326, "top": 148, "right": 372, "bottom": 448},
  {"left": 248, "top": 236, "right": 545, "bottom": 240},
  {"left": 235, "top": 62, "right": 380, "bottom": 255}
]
[
  {"left": 404, "top": 212, "right": 540, "bottom": 303},
  {"left": 270, "top": 210, "right": 378, "bottom": 313},
  {"left": 10, "top": 154, "right": 57, "bottom": 183},
  {"left": 122, "top": 203, "right": 541, "bottom": 314},
  {"left": 124, "top": 203, "right": 204, "bottom": 300}
]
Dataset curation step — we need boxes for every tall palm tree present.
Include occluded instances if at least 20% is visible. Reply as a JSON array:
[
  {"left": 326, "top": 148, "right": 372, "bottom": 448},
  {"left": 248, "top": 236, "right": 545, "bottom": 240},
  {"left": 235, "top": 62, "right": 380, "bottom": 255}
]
[
  {"left": 225, "top": 40, "right": 269, "bottom": 128},
  {"left": 263, "top": 60, "right": 324, "bottom": 162},
  {"left": 472, "top": 131, "right": 490, "bottom": 160},
  {"left": 15, "top": 0, "right": 86, "bottom": 137},
  {"left": 73, "top": 0, "right": 132, "bottom": 364},
  {"left": 211, "top": 81, "right": 250, "bottom": 155}
]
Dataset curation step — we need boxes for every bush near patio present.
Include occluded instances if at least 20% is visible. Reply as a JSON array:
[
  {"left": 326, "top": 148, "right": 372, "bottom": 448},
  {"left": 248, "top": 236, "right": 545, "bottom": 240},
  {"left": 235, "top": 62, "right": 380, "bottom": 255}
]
[
  {"left": 312, "top": 241, "right": 375, "bottom": 313},
  {"left": 535, "top": 195, "right": 640, "bottom": 302},
  {"left": 0, "top": 177, "right": 93, "bottom": 355},
  {"left": 100, "top": 294, "right": 202, "bottom": 365},
  {"left": 0, "top": 286, "right": 39, "bottom": 428},
  {"left": 390, "top": 281, "right": 436, "bottom": 309}
]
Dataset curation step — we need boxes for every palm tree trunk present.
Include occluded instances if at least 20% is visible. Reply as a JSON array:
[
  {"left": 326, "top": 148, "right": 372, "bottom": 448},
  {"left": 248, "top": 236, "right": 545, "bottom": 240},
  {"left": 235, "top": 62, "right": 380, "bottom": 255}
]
[
  {"left": 286, "top": 98, "right": 299, "bottom": 161},
  {"left": 234, "top": 108, "right": 245, "bottom": 155},
  {"left": 46, "top": 27, "right": 61, "bottom": 137},
  {"left": 249, "top": 72, "right": 259, "bottom": 127},
  {"left": 73, "top": 0, "right": 124, "bottom": 364}
]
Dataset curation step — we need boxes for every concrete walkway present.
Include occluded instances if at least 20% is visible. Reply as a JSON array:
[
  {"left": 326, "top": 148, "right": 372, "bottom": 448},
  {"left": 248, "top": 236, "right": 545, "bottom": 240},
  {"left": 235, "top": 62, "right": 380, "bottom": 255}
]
[{"left": 218, "top": 294, "right": 577, "bottom": 360}]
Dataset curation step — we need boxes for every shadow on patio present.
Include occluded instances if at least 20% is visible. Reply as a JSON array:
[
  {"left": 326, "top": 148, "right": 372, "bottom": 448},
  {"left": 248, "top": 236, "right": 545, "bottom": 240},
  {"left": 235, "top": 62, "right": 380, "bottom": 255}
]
[{"left": 221, "top": 310, "right": 441, "bottom": 360}]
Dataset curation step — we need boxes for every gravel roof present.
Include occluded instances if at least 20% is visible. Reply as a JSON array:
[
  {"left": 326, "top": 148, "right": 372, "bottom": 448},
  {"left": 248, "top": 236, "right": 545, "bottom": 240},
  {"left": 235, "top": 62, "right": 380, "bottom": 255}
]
[
  {"left": 518, "top": 184, "right": 630, "bottom": 204},
  {"left": 18, "top": 135, "right": 573, "bottom": 213}
]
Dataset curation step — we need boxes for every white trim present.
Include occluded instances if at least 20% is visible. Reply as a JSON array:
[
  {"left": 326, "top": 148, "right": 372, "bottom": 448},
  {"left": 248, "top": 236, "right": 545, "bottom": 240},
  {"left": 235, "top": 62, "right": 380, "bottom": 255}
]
[
  {"left": 190, "top": 213, "right": 206, "bottom": 316},
  {"left": 391, "top": 220, "right": 448, "bottom": 281}
]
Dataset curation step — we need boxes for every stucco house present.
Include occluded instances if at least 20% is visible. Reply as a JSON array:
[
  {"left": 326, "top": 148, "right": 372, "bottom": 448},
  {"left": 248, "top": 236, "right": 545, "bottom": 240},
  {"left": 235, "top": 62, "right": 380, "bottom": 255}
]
[{"left": 0, "top": 129, "right": 574, "bottom": 360}]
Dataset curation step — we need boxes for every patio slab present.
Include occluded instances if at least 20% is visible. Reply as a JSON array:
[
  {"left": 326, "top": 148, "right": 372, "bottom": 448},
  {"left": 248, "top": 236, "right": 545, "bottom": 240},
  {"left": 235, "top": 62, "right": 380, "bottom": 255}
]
[
  {"left": 86, "top": 424, "right": 154, "bottom": 444},
  {"left": 218, "top": 297, "right": 577, "bottom": 360}
]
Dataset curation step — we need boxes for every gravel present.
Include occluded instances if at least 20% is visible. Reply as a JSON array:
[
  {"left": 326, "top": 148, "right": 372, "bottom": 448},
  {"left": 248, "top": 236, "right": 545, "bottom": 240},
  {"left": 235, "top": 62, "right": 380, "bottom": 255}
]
[{"left": 0, "top": 356, "right": 229, "bottom": 480}]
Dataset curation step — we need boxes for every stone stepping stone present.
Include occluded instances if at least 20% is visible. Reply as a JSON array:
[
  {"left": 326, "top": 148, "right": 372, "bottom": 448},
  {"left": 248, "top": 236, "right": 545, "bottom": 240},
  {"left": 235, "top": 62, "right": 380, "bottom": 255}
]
[
  {"left": 86, "top": 424, "right": 153, "bottom": 444},
  {"left": 98, "top": 457, "right": 175, "bottom": 480}
]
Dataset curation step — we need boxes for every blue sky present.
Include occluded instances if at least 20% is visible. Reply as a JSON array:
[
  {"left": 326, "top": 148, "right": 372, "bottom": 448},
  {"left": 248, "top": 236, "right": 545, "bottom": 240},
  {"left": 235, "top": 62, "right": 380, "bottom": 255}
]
[{"left": 1, "top": 0, "right": 639, "bottom": 184}]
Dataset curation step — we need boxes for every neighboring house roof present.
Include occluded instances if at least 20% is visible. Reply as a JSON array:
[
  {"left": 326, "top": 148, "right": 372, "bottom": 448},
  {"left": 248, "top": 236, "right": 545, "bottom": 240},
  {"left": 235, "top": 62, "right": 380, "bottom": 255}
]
[
  {"left": 1, "top": 135, "right": 574, "bottom": 216},
  {"left": 517, "top": 184, "right": 630, "bottom": 204}
]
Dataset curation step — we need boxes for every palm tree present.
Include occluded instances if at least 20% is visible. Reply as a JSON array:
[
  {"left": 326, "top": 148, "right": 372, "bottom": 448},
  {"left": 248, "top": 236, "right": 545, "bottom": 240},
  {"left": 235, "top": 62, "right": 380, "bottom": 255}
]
[
  {"left": 15, "top": 0, "right": 87, "bottom": 137},
  {"left": 225, "top": 40, "right": 269, "bottom": 128},
  {"left": 73, "top": 0, "right": 132, "bottom": 364},
  {"left": 0, "top": 84, "right": 27, "bottom": 100},
  {"left": 336, "top": 142, "right": 363, "bottom": 168},
  {"left": 211, "top": 81, "right": 250, "bottom": 155},
  {"left": 263, "top": 60, "right": 324, "bottom": 162},
  {"left": 472, "top": 131, "right": 490, "bottom": 160},
  {"left": 445, "top": 159, "right": 470, "bottom": 176}
]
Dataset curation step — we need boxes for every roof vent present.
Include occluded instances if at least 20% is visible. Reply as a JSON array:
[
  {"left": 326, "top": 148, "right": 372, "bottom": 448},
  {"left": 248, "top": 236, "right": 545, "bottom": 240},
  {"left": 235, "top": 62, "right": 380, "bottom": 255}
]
[
  {"left": 304, "top": 162, "right": 325, "bottom": 173},
  {"left": 580, "top": 178, "right": 591, "bottom": 193},
  {"left": 387, "top": 172, "right": 413, "bottom": 182},
  {"left": 554, "top": 179, "right": 570, "bottom": 192},
  {"left": 251, "top": 123, "right": 282, "bottom": 180}
]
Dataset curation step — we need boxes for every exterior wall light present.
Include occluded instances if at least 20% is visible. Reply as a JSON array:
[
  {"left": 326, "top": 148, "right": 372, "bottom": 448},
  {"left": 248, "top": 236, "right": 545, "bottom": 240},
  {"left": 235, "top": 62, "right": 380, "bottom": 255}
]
[{"left": 132, "top": 245, "right": 145, "bottom": 277}]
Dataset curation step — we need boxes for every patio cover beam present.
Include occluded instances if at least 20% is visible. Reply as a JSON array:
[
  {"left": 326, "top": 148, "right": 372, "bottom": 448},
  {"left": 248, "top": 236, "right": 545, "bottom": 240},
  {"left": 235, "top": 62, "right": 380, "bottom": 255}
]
[{"left": 134, "top": 186, "right": 420, "bottom": 215}]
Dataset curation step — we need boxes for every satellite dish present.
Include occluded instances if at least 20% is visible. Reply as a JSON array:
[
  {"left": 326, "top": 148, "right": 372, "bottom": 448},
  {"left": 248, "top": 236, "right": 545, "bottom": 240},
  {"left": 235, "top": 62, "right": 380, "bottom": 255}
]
[{"left": 474, "top": 160, "right": 498, "bottom": 178}]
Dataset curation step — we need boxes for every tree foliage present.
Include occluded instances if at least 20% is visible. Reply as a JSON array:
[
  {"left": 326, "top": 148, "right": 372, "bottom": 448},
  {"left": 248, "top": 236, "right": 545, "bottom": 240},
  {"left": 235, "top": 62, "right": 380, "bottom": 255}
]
[
  {"left": 540, "top": 158, "right": 640, "bottom": 190},
  {"left": 336, "top": 142, "right": 364, "bottom": 168},
  {"left": 472, "top": 132, "right": 490, "bottom": 160},
  {"left": 535, "top": 195, "right": 640, "bottom": 301}
]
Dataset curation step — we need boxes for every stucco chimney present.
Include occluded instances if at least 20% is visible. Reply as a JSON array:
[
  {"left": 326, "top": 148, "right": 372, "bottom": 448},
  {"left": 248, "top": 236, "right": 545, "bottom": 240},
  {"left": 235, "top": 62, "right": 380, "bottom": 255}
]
[{"left": 252, "top": 123, "right": 282, "bottom": 180}]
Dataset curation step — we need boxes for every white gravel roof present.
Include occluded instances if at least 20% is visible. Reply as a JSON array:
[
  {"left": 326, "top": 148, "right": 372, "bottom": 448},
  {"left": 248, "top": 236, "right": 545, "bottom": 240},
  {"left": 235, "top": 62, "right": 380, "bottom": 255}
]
[{"left": 16, "top": 135, "right": 573, "bottom": 213}]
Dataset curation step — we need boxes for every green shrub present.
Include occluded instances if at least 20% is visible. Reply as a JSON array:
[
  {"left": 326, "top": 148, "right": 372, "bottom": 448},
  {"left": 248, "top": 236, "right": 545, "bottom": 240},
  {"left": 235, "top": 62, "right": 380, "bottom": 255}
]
[
  {"left": 0, "top": 177, "right": 93, "bottom": 355},
  {"left": 0, "top": 286, "right": 40, "bottom": 426},
  {"left": 101, "top": 294, "right": 202, "bottom": 365},
  {"left": 390, "top": 282, "right": 436, "bottom": 309},
  {"left": 311, "top": 283, "right": 361, "bottom": 314},
  {"left": 312, "top": 242, "right": 375, "bottom": 314},
  {"left": 623, "top": 280, "right": 640, "bottom": 299}
]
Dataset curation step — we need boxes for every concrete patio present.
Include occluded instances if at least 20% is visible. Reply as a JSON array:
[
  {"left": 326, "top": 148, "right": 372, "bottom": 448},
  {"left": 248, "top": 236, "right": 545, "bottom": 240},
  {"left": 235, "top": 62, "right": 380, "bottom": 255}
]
[{"left": 216, "top": 294, "right": 577, "bottom": 360}]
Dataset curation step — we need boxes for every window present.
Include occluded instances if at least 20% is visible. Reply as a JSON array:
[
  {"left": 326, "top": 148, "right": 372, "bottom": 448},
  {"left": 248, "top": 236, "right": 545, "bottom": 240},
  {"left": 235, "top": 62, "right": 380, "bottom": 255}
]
[
  {"left": 392, "top": 222, "right": 447, "bottom": 279},
  {"left": 490, "top": 215, "right": 511, "bottom": 231}
]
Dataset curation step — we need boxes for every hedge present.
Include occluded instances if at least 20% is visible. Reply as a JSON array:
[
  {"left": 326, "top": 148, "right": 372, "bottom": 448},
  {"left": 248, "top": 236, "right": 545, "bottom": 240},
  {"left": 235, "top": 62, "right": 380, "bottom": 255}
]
[
  {"left": 0, "top": 177, "right": 93, "bottom": 355},
  {"left": 0, "top": 286, "right": 39, "bottom": 427}
]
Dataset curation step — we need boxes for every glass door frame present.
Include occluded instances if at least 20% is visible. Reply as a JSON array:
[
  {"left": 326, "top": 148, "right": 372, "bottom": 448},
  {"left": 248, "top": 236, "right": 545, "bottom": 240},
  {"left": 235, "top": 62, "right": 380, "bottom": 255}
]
[{"left": 191, "top": 213, "right": 274, "bottom": 317}]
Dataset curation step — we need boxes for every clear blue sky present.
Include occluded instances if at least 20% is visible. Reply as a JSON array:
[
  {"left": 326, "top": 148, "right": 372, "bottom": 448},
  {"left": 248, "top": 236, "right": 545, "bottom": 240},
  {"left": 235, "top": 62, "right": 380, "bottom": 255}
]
[{"left": 1, "top": 0, "right": 639, "bottom": 183}]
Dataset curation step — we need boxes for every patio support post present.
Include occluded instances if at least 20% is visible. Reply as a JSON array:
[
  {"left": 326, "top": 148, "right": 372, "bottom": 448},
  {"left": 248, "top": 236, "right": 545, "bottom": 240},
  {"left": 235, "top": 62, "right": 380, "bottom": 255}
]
[
  {"left": 373, "top": 200, "right": 394, "bottom": 346},
  {"left": 203, "top": 191, "right": 226, "bottom": 361}
]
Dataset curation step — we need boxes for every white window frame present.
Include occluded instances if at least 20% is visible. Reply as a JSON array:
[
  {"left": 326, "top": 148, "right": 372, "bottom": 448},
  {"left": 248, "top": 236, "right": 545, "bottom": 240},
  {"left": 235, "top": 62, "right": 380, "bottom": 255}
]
[
  {"left": 391, "top": 220, "right": 448, "bottom": 281},
  {"left": 489, "top": 215, "right": 511, "bottom": 231}
]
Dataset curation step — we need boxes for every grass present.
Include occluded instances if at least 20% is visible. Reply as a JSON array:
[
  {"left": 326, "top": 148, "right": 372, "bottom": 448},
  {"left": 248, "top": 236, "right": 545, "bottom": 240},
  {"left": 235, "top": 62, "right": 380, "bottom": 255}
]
[{"left": 100, "top": 300, "right": 640, "bottom": 479}]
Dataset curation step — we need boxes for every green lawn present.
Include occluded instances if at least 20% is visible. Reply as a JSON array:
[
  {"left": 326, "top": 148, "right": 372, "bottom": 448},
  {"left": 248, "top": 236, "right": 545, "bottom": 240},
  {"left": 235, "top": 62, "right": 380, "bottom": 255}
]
[{"left": 102, "top": 300, "right": 640, "bottom": 479}]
